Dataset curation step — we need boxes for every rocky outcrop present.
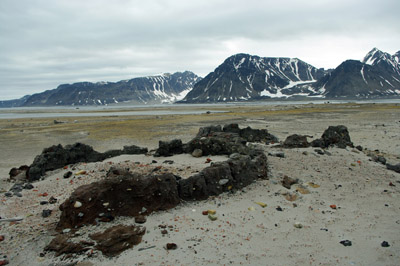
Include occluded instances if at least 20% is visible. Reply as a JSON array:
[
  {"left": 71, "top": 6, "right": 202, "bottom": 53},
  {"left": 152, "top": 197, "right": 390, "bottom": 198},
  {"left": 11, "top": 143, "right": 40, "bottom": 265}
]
[
  {"left": 311, "top": 125, "right": 353, "bottom": 149},
  {"left": 44, "top": 235, "right": 94, "bottom": 256},
  {"left": 283, "top": 134, "right": 310, "bottom": 148},
  {"left": 89, "top": 225, "right": 146, "bottom": 257},
  {"left": 154, "top": 139, "right": 183, "bottom": 157},
  {"left": 11, "top": 143, "right": 148, "bottom": 181},
  {"left": 57, "top": 170, "right": 180, "bottom": 230},
  {"left": 178, "top": 151, "right": 268, "bottom": 201}
]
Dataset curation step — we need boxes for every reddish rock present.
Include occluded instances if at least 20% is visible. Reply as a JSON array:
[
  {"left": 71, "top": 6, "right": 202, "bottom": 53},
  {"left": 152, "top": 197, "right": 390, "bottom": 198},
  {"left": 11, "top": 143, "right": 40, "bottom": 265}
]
[
  {"left": 57, "top": 169, "right": 180, "bottom": 230},
  {"left": 90, "top": 225, "right": 145, "bottom": 257}
]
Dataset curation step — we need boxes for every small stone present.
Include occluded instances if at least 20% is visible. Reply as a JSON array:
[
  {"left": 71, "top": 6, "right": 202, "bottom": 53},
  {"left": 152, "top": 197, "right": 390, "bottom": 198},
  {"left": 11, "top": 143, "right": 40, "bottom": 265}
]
[
  {"left": 42, "top": 209, "right": 52, "bottom": 218},
  {"left": 74, "top": 201, "right": 82, "bottom": 208},
  {"left": 135, "top": 215, "right": 147, "bottom": 224},
  {"left": 0, "top": 235, "right": 4, "bottom": 242},
  {"left": 13, "top": 192, "right": 22, "bottom": 197},
  {"left": 63, "top": 171, "right": 73, "bottom": 179},
  {"left": 276, "top": 206, "right": 283, "bottom": 211},
  {"left": 40, "top": 201, "right": 49, "bottom": 205},
  {"left": 0, "top": 259, "right": 9, "bottom": 265},
  {"left": 218, "top": 179, "right": 229, "bottom": 185},
  {"left": 340, "top": 240, "right": 352, "bottom": 246},
  {"left": 381, "top": 241, "right": 390, "bottom": 247},
  {"left": 4, "top": 192, "right": 12, "bottom": 197},
  {"left": 49, "top": 196, "right": 57, "bottom": 204},
  {"left": 166, "top": 243, "right": 178, "bottom": 250},
  {"left": 78, "top": 212, "right": 84, "bottom": 218},
  {"left": 191, "top": 149, "right": 203, "bottom": 158},
  {"left": 23, "top": 183, "right": 34, "bottom": 190},
  {"left": 103, "top": 202, "right": 109, "bottom": 207},
  {"left": 294, "top": 223, "right": 303, "bottom": 228},
  {"left": 161, "top": 230, "right": 168, "bottom": 235},
  {"left": 62, "top": 228, "right": 71, "bottom": 234},
  {"left": 208, "top": 214, "right": 218, "bottom": 221}
]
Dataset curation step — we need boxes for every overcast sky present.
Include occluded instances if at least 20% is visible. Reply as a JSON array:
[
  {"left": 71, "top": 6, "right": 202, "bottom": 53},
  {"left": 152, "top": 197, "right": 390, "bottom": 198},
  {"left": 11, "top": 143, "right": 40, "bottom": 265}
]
[{"left": 1, "top": 0, "right": 399, "bottom": 100}]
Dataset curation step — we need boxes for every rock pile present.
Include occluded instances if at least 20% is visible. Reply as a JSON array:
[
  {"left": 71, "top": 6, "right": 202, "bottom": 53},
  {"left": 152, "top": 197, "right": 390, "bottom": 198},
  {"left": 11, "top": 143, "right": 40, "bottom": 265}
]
[{"left": 9, "top": 143, "right": 148, "bottom": 181}]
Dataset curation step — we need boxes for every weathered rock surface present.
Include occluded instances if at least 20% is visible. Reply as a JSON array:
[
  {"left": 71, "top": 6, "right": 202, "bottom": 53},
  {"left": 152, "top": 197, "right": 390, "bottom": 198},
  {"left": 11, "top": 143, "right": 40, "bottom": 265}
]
[
  {"left": 44, "top": 235, "right": 93, "bottom": 256},
  {"left": 12, "top": 143, "right": 148, "bottom": 181},
  {"left": 57, "top": 170, "right": 180, "bottom": 230},
  {"left": 154, "top": 139, "right": 183, "bottom": 157},
  {"left": 311, "top": 125, "right": 353, "bottom": 149},
  {"left": 283, "top": 134, "right": 310, "bottom": 148},
  {"left": 387, "top": 163, "right": 400, "bottom": 173},
  {"left": 89, "top": 225, "right": 146, "bottom": 257},
  {"left": 196, "top": 124, "right": 278, "bottom": 144}
]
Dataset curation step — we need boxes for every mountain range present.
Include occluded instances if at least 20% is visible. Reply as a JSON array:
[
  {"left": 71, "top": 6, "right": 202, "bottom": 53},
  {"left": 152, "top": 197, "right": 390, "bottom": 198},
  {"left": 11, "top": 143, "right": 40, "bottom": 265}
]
[
  {"left": 181, "top": 48, "right": 400, "bottom": 103},
  {"left": 1, "top": 48, "right": 399, "bottom": 107}
]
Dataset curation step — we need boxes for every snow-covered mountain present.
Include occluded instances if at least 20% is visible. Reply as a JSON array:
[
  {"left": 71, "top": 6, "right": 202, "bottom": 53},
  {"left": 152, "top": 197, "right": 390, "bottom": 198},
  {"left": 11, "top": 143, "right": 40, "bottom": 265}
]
[
  {"left": 181, "top": 49, "right": 400, "bottom": 103},
  {"left": 181, "top": 54, "right": 327, "bottom": 102},
  {"left": 17, "top": 71, "right": 201, "bottom": 106},
  {"left": 312, "top": 48, "right": 400, "bottom": 98}
]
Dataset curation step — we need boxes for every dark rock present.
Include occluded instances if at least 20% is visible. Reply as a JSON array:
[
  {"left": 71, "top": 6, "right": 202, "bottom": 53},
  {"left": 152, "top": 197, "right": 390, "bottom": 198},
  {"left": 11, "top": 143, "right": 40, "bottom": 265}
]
[
  {"left": 49, "top": 196, "right": 58, "bottom": 204},
  {"left": 14, "top": 142, "right": 147, "bottom": 182},
  {"left": 340, "top": 240, "right": 352, "bottom": 246},
  {"left": 135, "top": 215, "right": 147, "bottom": 224},
  {"left": 387, "top": 163, "right": 400, "bottom": 173},
  {"left": 314, "top": 149, "right": 325, "bottom": 155},
  {"left": 9, "top": 184, "right": 23, "bottom": 193},
  {"left": 63, "top": 171, "right": 73, "bottom": 179},
  {"left": 282, "top": 175, "right": 298, "bottom": 189},
  {"left": 283, "top": 134, "right": 310, "bottom": 148},
  {"left": 89, "top": 225, "right": 145, "bottom": 257},
  {"left": 42, "top": 209, "right": 52, "bottom": 218},
  {"left": 166, "top": 243, "right": 178, "bottom": 250},
  {"left": 154, "top": 139, "right": 183, "bottom": 157},
  {"left": 311, "top": 125, "right": 353, "bottom": 149},
  {"left": 163, "top": 160, "right": 174, "bottom": 164},
  {"left": 57, "top": 169, "right": 180, "bottom": 230},
  {"left": 4, "top": 192, "right": 12, "bottom": 197},
  {"left": 268, "top": 151, "right": 285, "bottom": 158},
  {"left": 381, "top": 241, "right": 390, "bottom": 247},
  {"left": 9, "top": 165, "right": 29, "bottom": 179},
  {"left": 276, "top": 206, "right": 283, "bottom": 211},
  {"left": 40, "top": 201, "right": 49, "bottom": 205},
  {"left": 178, "top": 151, "right": 268, "bottom": 200},
  {"left": 197, "top": 124, "right": 279, "bottom": 144},
  {"left": 45, "top": 234, "right": 92, "bottom": 256},
  {"left": 0, "top": 259, "right": 9, "bottom": 265},
  {"left": 355, "top": 145, "right": 363, "bottom": 151},
  {"left": 23, "top": 183, "right": 34, "bottom": 190},
  {"left": 373, "top": 155, "right": 386, "bottom": 165},
  {"left": 13, "top": 192, "right": 22, "bottom": 197}
]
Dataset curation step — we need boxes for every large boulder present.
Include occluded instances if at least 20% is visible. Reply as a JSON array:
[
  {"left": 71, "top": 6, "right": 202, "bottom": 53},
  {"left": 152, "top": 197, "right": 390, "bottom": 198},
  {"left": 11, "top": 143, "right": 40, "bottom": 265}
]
[
  {"left": 311, "top": 125, "right": 353, "bottom": 149},
  {"left": 57, "top": 169, "right": 180, "bottom": 230},
  {"left": 283, "top": 134, "right": 310, "bottom": 148}
]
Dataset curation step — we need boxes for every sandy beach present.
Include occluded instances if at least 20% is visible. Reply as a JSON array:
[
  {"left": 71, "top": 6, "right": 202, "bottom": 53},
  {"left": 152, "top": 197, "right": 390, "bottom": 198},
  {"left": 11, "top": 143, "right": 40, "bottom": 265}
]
[{"left": 1, "top": 102, "right": 400, "bottom": 266}]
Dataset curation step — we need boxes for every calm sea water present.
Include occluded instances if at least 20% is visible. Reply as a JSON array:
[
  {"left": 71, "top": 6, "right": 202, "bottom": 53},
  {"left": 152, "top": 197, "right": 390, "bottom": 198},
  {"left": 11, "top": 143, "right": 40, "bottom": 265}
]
[{"left": 0, "top": 99, "right": 399, "bottom": 119}]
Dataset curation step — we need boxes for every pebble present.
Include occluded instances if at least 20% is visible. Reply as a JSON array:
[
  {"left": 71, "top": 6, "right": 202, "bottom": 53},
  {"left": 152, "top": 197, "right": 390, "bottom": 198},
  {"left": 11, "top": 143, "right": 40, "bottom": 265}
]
[
  {"left": 74, "top": 201, "right": 82, "bottom": 208},
  {"left": 135, "top": 215, "right": 147, "bottom": 224},
  {"left": 294, "top": 222, "right": 303, "bottom": 229},
  {"left": 340, "top": 240, "right": 352, "bottom": 246},
  {"left": 63, "top": 171, "right": 73, "bottom": 179},
  {"left": 0, "top": 235, "right": 4, "bottom": 242},
  {"left": 381, "top": 241, "right": 390, "bottom": 247},
  {"left": 42, "top": 209, "right": 52, "bottom": 218},
  {"left": 166, "top": 243, "right": 178, "bottom": 250}
]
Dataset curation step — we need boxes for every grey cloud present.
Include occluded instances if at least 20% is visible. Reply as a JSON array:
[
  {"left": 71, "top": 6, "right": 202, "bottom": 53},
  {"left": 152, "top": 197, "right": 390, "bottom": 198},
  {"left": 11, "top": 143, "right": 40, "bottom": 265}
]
[{"left": 1, "top": 0, "right": 399, "bottom": 100}]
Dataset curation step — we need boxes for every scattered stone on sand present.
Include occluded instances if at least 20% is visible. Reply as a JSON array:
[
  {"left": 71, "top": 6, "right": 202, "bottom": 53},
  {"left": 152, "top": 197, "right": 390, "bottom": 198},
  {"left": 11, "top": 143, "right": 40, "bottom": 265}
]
[
  {"left": 282, "top": 175, "right": 298, "bottom": 189},
  {"left": 191, "top": 149, "right": 203, "bottom": 158},
  {"left": 42, "top": 209, "right": 52, "bottom": 218},
  {"left": 268, "top": 151, "right": 285, "bottom": 158},
  {"left": 381, "top": 241, "right": 390, "bottom": 247},
  {"left": 63, "top": 171, "right": 73, "bottom": 179},
  {"left": 166, "top": 243, "right": 178, "bottom": 250},
  {"left": 340, "top": 240, "right": 352, "bottom": 247},
  {"left": 89, "top": 225, "right": 146, "bottom": 257}
]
